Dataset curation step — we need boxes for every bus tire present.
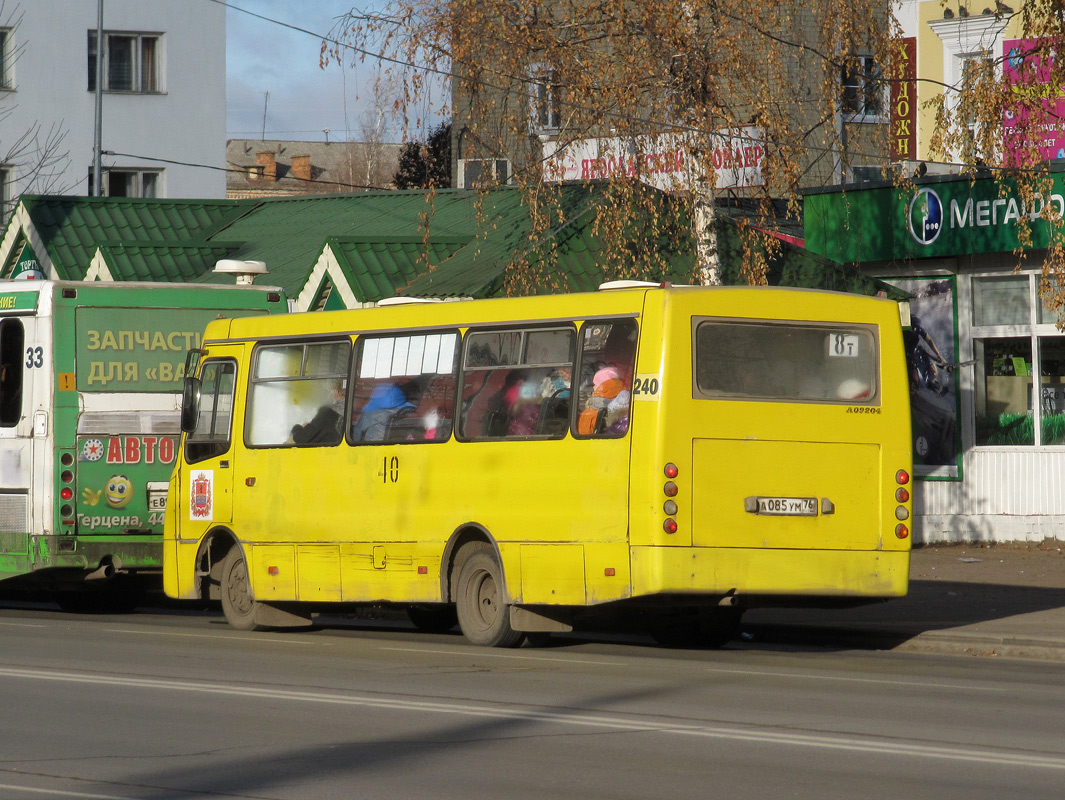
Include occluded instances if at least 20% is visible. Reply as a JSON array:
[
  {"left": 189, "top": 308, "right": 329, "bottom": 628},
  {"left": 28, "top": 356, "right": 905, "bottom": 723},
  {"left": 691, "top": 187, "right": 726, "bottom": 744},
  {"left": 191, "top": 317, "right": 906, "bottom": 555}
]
[
  {"left": 219, "top": 547, "right": 266, "bottom": 632},
  {"left": 454, "top": 544, "right": 524, "bottom": 648}
]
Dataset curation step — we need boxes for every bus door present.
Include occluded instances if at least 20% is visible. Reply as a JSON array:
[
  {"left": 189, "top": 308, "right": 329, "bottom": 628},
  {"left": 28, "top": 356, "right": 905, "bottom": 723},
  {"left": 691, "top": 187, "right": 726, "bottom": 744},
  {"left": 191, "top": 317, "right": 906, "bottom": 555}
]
[
  {"left": 0, "top": 314, "right": 39, "bottom": 569},
  {"left": 181, "top": 349, "right": 243, "bottom": 539}
]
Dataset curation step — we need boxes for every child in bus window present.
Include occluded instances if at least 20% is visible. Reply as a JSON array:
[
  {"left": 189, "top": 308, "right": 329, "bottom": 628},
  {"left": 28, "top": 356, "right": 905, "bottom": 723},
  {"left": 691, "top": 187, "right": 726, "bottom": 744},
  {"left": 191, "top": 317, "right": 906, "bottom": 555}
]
[
  {"left": 577, "top": 366, "right": 630, "bottom": 435},
  {"left": 507, "top": 379, "right": 542, "bottom": 436}
]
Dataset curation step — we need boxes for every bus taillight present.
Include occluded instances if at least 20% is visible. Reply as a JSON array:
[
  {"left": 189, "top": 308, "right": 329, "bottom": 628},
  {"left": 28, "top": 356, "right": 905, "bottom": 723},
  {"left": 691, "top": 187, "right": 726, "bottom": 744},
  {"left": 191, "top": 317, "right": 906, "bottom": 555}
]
[
  {"left": 60, "top": 487, "right": 73, "bottom": 501},
  {"left": 895, "top": 469, "right": 910, "bottom": 485},
  {"left": 895, "top": 487, "right": 909, "bottom": 503},
  {"left": 663, "top": 464, "right": 679, "bottom": 533},
  {"left": 895, "top": 523, "right": 909, "bottom": 539}
]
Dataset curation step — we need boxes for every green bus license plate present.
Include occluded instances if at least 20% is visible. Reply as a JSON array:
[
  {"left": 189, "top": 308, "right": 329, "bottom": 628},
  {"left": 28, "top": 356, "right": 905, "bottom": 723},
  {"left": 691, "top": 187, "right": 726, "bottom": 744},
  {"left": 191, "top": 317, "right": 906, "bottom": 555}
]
[
  {"left": 147, "top": 482, "right": 169, "bottom": 512},
  {"left": 757, "top": 497, "right": 817, "bottom": 516}
]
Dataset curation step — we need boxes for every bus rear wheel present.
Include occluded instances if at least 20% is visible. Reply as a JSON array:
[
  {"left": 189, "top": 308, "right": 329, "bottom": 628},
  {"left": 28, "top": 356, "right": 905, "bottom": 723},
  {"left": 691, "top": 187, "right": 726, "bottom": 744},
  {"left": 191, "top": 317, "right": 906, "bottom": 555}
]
[
  {"left": 454, "top": 544, "right": 524, "bottom": 648},
  {"left": 219, "top": 547, "right": 265, "bottom": 631}
]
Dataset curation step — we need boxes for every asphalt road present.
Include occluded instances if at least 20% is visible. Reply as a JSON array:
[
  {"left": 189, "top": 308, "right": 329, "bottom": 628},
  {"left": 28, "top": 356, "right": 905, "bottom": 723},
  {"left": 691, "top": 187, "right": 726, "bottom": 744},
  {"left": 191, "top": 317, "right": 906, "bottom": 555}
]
[{"left": 2, "top": 603, "right": 1064, "bottom": 800}]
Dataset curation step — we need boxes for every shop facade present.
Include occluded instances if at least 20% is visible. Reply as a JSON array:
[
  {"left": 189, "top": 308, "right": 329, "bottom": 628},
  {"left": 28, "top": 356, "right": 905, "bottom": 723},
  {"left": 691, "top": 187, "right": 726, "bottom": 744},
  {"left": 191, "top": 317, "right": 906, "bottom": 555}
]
[{"left": 806, "top": 172, "right": 1065, "bottom": 543}]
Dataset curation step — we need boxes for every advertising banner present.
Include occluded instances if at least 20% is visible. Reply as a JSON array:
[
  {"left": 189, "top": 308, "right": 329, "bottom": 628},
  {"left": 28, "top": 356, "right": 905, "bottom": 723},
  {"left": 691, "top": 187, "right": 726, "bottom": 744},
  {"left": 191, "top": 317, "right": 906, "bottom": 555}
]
[
  {"left": 884, "top": 278, "right": 961, "bottom": 480},
  {"left": 805, "top": 173, "right": 1065, "bottom": 263},
  {"left": 1003, "top": 37, "right": 1065, "bottom": 166},
  {"left": 542, "top": 127, "right": 765, "bottom": 191}
]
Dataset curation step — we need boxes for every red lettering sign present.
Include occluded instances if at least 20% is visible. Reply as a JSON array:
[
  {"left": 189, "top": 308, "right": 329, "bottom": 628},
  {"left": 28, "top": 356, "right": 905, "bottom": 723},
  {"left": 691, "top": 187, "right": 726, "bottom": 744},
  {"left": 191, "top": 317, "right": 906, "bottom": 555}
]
[
  {"left": 891, "top": 37, "right": 917, "bottom": 161},
  {"left": 104, "top": 436, "right": 178, "bottom": 465}
]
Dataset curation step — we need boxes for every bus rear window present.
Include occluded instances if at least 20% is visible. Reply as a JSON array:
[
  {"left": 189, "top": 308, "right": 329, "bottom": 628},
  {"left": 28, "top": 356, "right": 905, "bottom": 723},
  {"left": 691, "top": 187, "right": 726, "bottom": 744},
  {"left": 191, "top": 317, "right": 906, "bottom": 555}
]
[{"left": 694, "top": 320, "right": 878, "bottom": 404}]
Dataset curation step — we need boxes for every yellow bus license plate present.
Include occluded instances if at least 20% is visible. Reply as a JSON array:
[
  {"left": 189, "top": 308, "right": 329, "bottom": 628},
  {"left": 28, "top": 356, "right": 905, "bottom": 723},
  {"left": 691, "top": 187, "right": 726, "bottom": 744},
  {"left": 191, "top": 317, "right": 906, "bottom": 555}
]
[{"left": 757, "top": 497, "right": 817, "bottom": 516}]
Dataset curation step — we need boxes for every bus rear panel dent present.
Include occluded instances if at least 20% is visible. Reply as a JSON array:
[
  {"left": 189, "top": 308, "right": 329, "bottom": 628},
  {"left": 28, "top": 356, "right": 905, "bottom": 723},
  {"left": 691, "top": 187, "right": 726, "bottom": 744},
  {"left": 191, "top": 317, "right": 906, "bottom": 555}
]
[{"left": 163, "top": 284, "right": 912, "bottom": 647}]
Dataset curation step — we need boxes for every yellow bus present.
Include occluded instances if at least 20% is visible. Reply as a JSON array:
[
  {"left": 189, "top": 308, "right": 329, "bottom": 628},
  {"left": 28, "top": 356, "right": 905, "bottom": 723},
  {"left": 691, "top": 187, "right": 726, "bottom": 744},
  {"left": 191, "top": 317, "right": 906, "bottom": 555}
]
[{"left": 163, "top": 283, "right": 912, "bottom": 647}]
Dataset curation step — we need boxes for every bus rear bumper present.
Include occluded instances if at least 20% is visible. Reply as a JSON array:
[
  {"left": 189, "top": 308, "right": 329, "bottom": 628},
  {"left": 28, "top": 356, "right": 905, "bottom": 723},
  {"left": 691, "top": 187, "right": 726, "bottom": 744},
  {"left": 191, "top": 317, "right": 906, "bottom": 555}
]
[
  {"left": 33, "top": 535, "right": 162, "bottom": 572},
  {"left": 630, "top": 546, "right": 910, "bottom": 600}
]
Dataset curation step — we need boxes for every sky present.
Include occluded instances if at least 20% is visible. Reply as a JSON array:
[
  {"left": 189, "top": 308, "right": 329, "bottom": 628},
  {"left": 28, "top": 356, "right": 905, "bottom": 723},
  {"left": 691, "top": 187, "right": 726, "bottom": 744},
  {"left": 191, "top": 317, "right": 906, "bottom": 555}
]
[{"left": 225, "top": 0, "right": 445, "bottom": 144}]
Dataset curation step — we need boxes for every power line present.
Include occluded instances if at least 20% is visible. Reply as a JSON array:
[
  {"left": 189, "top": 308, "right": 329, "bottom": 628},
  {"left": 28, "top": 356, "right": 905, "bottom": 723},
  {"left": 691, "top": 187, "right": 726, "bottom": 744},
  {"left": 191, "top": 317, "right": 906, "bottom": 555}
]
[{"left": 103, "top": 150, "right": 394, "bottom": 192}]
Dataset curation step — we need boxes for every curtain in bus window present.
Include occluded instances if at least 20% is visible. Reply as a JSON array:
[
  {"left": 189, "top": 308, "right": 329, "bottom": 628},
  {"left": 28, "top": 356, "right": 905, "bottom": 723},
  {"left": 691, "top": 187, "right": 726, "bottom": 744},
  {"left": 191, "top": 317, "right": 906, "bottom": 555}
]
[
  {"left": 350, "top": 332, "right": 458, "bottom": 443},
  {"left": 0, "top": 319, "right": 24, "bottom": 427},
  {"left": 575, "top": 319, "right": 636, "bottom": 437},
  {"left": 247, "top": 341, "right": 350, "bottom": 447},
  {"left": 694, "top": 321, "right": 878, "bottom": 403}
]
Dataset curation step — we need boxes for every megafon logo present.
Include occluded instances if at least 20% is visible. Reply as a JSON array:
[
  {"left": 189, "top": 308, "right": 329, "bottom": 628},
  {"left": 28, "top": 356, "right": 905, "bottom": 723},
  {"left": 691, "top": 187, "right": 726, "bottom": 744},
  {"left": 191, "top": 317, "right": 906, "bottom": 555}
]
[{"left": 907, "top": 188, "right": 943, "bottom": 245}]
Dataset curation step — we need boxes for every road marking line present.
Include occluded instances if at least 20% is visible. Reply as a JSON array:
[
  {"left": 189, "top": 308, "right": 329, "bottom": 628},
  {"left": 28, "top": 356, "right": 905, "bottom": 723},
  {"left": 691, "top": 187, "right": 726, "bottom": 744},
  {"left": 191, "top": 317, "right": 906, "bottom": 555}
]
[
  {"left": 0, "top": 666, "right": 1058, "bottom": 771},
  {"left": 0, "top": 782, "right": 141, "bottom": 799},
  {"left": 102, "top": 628, "right": 321, "bottom": 644}
]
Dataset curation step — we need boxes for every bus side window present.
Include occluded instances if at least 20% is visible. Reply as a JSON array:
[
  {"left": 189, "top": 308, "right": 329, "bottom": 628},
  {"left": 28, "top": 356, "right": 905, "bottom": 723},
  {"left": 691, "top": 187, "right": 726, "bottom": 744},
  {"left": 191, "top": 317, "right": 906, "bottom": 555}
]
[
  {"left": 575, "top": 319, "right": 637, "bottom": 437},
  {"left": 459, "top": 326, "right": 575, "bottom": 440},
  {"left": 185, "top": 360, "right": 237, "bottom": 463},
  {"left": 246, "top": 340, "right": 351, "bottom": 448},
  {"left": 349, "top": 331, "right": 458, "bottom": 444},
  {"left": 0, "top": 319, "right": 24, "bottom": 427}
]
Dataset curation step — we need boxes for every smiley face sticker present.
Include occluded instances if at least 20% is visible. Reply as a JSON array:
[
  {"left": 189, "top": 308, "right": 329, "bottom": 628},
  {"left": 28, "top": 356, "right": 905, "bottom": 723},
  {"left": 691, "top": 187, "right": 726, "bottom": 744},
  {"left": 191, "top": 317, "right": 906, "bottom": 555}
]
[{"left": 104, "top": 475, "right": 133, "bottom": 508}]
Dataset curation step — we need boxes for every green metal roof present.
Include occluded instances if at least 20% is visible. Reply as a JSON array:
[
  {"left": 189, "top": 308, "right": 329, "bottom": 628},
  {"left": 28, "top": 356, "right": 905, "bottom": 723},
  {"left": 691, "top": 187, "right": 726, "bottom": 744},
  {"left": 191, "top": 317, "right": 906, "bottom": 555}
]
[
  {"left": 3, "top": 185, "right": 885, "bottom": 305},
  {"left": 14, "top": 195, "right": 251, "bottom": 280},
  {"left": 99, "top": 243, "right": 239, "bottom": 282},
  {"left": 327, "top": 236, "right": 471, "bottom": 303},
  {"left": 5, "top": 187, "right": 649, "bottom": 301}
]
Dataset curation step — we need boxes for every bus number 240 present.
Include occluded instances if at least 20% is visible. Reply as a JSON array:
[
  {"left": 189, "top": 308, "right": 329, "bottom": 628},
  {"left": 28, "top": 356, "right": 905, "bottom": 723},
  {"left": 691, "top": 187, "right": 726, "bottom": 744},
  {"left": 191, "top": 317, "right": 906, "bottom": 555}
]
[{"left": 632, "top": 376, "right": 660, "bottom": 397}]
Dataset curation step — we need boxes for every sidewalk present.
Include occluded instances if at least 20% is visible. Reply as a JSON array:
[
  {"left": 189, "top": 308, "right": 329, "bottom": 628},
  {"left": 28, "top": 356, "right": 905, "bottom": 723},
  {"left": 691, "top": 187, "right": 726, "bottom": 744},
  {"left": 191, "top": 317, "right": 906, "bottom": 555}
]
[{"left": 741, "top": 541, "right": 1065, "bottom": 661}]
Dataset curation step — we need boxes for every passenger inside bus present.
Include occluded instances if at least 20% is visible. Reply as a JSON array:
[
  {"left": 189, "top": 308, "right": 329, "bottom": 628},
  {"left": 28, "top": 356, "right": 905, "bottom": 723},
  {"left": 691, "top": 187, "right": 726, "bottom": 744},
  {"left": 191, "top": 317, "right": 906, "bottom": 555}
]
[
  {"left": 577, "top": 365, "right": 631, "bottom": 435},
  {"left": 291, "top": 380, "right": 346, "bottom": 445},
  {"left": 351, "top": 383, "right": 414, "bottom": 441}
]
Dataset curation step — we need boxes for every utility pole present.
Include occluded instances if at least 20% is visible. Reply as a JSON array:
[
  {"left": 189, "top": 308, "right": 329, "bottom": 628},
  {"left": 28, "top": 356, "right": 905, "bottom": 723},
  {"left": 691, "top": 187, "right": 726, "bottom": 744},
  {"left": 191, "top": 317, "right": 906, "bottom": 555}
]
[
  {"left": 261, "top": 91, "right": 270, "bottom": 140},
  {"left": 92, "top": 0, "right": 104, "bottom": 196}
]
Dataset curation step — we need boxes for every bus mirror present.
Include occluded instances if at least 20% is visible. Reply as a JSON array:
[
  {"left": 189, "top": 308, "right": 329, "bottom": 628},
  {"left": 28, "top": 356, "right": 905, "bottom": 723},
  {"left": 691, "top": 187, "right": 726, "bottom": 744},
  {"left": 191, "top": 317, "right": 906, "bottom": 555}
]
[{"left": 181, "top": 376, "right": 201, "bottom": 433}]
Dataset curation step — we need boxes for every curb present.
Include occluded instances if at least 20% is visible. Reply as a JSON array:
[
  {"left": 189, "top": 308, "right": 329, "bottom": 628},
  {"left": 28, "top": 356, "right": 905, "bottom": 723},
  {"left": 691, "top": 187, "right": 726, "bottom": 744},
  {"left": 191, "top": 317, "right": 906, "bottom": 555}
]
[{"left": 743, "top": 623, "right": 1065, "bottom": 663}]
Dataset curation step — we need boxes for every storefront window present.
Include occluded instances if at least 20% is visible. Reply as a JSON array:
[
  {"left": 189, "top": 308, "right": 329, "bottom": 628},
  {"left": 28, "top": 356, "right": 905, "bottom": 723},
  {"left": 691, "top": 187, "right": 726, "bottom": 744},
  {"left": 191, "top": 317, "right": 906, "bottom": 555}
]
[
  {"left": 1038, "top": 338, "right": 1065, "bottom": 445},
  {"left": 975, "top": 337, "right": 1033, "bottom": 445},
  {"left": 972, "top": 276, "right": 1029, "bottom": 327},
  {"left": 1037, "top": 291, "right": 1064, "bottom": 325}
]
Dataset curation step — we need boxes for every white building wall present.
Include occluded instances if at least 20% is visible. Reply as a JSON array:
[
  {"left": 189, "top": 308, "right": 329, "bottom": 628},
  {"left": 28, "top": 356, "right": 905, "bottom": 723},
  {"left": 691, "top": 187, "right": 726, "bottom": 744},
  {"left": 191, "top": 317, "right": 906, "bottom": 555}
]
[
  {"left": 918, "top": 451, "right": 1065, "bottom": 543},
  {"left": 0, "top": 0, "right": 224, "bottom": 204}
]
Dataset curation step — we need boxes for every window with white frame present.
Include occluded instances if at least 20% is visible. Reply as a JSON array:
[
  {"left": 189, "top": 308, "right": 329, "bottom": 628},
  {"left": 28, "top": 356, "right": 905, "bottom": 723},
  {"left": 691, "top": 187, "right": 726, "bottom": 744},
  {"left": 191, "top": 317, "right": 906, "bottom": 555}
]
[
  {"left": 528, "top": 66, "right": 562, "bottom": 134},
  {"left": 928, "top": 14, "right": 1008, "bottom": 156},
  {"left": 971, "top": 273, "right": 1065, "bottom": 446},
  {"left": 458, "top": 158, "right": 510, "bottom": 189},
  {"left": 841, "top": 55, "right": 885, "bottom": 120},
  {"left": 87, "top": 31, "right": 161, "bottom": 93},
  {"left": 0, "top": 28, "right": 12, "bottom": 90},
  {"left": 88, "top": 168, "right": 161, "bottom": 198}
]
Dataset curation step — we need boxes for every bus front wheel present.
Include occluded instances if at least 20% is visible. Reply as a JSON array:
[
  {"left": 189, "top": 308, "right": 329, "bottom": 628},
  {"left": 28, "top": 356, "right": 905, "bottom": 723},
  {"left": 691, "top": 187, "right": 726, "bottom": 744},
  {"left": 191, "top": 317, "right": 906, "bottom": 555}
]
[
  {"left": 454, "top": 544, "right": 524, "bottom": 648},
  {"left": 219, "top": 548, "right": 265, "bottom": 632}
]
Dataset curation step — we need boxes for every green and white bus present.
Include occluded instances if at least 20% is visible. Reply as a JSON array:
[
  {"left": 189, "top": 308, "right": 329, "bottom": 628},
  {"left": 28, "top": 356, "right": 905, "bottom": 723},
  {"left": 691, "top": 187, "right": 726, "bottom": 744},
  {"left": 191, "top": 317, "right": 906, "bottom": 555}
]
[{"left": 0, "top": 280, "right": 285, "bottom": 607}]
